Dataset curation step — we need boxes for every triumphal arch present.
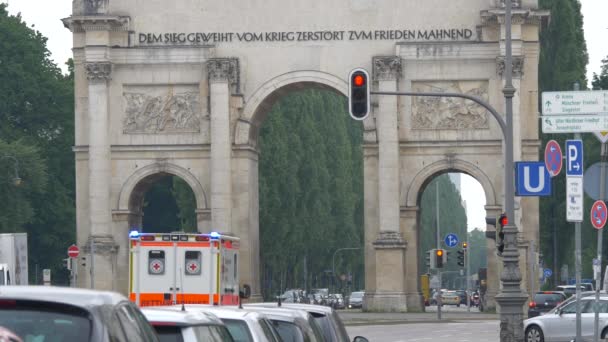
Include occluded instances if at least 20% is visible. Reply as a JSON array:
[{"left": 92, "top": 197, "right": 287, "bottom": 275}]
[{"left": 64, "top": 0, "right": 547, "bottom": 311}]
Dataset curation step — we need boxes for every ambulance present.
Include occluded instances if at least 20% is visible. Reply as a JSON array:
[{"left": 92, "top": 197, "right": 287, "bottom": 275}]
[{"left": 129, "top": 231, "right": 240, "bottom": 307}]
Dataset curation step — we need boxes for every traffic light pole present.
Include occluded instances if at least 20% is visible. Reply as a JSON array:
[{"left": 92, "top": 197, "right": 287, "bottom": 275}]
[
  {"left": 466, "top": 243, "right": 471, "bottom": 312},
  {"left": 370, "top": 1, "right": 527, "bottom": 335},
  {"left": 436, "top": 182, "right": 442, "bottom": 321}
]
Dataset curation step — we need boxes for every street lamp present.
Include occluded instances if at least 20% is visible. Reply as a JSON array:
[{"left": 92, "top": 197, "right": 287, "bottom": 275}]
[{"left": 1, "top": 155, "right": 21, "bottom": 186}]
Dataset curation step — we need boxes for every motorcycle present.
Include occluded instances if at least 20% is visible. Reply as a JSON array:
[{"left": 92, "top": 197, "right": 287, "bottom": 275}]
[{"left": 471, "top": 293, "right": 480, "bottom": 307}]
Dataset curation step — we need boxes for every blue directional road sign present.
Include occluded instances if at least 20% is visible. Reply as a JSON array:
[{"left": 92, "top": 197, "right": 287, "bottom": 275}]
[
  {"left": 543, "top": 268, "right": 553, "bottom": 278},
  {"left": 566, "top": 140, "right": 584, "bottom": 177},
  {"left": 515, "top": 162, "right": 551, "bottom": 196},
  {"left": 444, "top": 233, "right": 459, "bottom": 248}
]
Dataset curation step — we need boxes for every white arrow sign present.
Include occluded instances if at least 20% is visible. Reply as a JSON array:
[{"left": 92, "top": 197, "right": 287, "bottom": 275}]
[
  {"left": 542, "top": 114, "right": 608, "bottom": 133},
  {"left": 542, "top": 90, "right": 608, "bottom": 115}
]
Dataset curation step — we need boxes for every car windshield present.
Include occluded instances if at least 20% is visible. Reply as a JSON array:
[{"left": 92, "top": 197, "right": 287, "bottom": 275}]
[
  {"left": 534, "top": 293, "right": 563, "bottom": 303},
  {"left": 0, "top": 302, "right": 92, "bottom": 342},
  {"left": 222, "top": 319, "right": 254, "bottom": 342}
]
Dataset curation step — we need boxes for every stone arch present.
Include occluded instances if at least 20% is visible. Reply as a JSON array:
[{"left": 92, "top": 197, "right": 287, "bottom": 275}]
[
  {"left": 117, "top": 161, "right": 208, "bottom": 212},
  {"left": 235, "top": 70, "right": 377, "bottom": 146},
  {"left": 402, "top": 158, "right": 498, "bottom": 208}
]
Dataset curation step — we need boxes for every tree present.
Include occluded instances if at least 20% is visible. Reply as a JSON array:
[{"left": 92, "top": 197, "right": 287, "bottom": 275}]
[
  {"left": 0, "top": 4, "right": 74, "bottom": 284},
  {"left": 592, "top": 56, "right": 608, "bottom": 90}
]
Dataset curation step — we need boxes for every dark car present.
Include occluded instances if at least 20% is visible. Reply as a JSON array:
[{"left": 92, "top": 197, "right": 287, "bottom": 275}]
[
  {"left": 348, "top": 291, "right": 365, "bottom": 309},
  {"left": 0, "top": 286, "right": 160, "bottom": 342},
  {"left": 528, "top": 291, "right": 566, "bottom": 318},
  {"left": 454, "top": 290, "right": 468, "bottom": 305}
]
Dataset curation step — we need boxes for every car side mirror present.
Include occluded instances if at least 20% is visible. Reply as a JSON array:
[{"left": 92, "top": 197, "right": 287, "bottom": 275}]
[
  {"left": 240, "top": 284, "right": 251, "bottom": 299},
  {"left": 353, "top": 337, "right": 369, "bottom": 342}
]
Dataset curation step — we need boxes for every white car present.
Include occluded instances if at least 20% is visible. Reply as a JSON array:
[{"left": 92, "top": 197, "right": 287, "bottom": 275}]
[
  {"left": 242, "top": 305, "right": 324, "bottom": 342},
  {"left": 524, "top": 296, "right": 608, "bottom": 341},
  {"left": 173, "top": 305, "right": 281, "bottom": 342},
  {"left": 142, "top": 306, "right": 234, "bottom": 342}
]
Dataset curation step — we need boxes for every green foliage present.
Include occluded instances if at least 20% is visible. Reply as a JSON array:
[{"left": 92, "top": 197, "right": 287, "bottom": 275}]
[
  {"left": 467, "top": 228, "right": 488, "bottom": 275},
  {"left": 0, "top": 4, "right": 74, "bottom": 284},
  {"left": 417, "top": 174, "right": 469, "bottom": 287},
  {"left": 592, "top": 57, "right": 608, "bottom": 90},
  {"left": 258, "top": 89, "right": 364, "bottom": 297},
  {"left": 538, "top": 0, "right": 600, "bottom": 286}
]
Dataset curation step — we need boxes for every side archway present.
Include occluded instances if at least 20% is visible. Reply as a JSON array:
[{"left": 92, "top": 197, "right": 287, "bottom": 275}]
[
  {"left": 235, "top": 70, "right": 377, "bottom": 147},
  {"left": 402, "top": 158, "right": 498, "bottom": 208},
  {"left": 117, "top": 162, "right": 208, "bottom": 213}
]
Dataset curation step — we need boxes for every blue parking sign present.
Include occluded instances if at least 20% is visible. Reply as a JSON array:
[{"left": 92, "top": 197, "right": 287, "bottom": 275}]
[{"left": 565, "top": 140, "right": 583, "bottom": 176}]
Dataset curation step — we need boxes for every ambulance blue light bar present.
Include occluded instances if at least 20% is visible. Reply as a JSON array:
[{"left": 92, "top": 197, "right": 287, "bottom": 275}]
[{"left": 129, "top": 230, "right": 140, "bottom": 238}]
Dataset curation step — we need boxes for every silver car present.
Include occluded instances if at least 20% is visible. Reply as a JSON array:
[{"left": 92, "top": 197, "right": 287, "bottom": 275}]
[
  {"left": 243, "top": 305, "right": 324, "bottom": 342},
  {"left": 142, "top": 306, "right": 234, "bottom": 341},
  {"left": 524, "top": 296, "right": 608, "bottom": 341},
  {"left": 173, "top": 305, "right": 281, "bottom": 342},
  {"left": 0, "top": 286, "right": 159, "bottom": 342}
]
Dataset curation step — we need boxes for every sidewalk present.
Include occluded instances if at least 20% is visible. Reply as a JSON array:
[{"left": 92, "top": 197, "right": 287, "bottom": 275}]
[{"left": 337, "top": 310, "right": 499, "bottom": 326}]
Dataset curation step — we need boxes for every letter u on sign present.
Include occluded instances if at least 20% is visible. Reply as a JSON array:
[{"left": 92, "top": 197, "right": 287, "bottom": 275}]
[{"left": 516, "top": 162, "right": 551, "bottom": 196}]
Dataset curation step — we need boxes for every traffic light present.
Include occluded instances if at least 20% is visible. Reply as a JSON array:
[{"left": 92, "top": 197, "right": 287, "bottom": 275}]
[
  {"left": 426, "top": 250, "right": 432, "bottom": 268},
  {"left": 348, "top": 68, "right": 370, "bottom": 121},
  {"left": 457, "top": 249, "right": 465, "bottom": 267},
  {"left": 63, "top": 258, "right": 72, "bottom": 271},
  {"left": 428, "top": 249, "right": 436, "bottom": 269},
  {"left": 497, "top": 213, "right": 508, "bottom": 256},
  {"left": 435, "top": 249, "right": 445, "bottom": 268},
  {"left": 462, "top": 242, "right": 468, "bottom": 250}
]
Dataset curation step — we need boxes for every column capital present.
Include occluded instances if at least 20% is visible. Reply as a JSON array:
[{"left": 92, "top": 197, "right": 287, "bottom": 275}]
[
  {"left": 496, "top": 56, "right": 524, "bottom": 78},
  {"left": 372, "top": 56, "right": 402, "bottom": 81},
  {"left": 373, "top": 231, "right": 406, "bottom": 249},
  {"left": 85, "top": 62, "right": 112, "bottom": 82},
  {"left": 207, "top": 58, "right": 240, "bottom": 89}
]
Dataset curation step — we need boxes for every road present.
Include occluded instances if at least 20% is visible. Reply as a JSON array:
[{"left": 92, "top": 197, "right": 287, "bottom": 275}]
[{"left": 346, "top": 320, "right": 499, "bottom": 342}]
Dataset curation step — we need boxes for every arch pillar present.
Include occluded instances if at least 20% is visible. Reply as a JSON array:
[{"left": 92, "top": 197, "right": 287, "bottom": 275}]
[
  {"left": 364, "top": 56, "right": 408, "bottom": 312},
  {"left": 401, "top": 206, "right": 424, "bottom": 311}
]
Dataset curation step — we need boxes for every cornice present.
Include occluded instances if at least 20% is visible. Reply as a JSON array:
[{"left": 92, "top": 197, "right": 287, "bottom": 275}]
[{"left": 62, "top": 15, "right": 131, "bottom": 33}]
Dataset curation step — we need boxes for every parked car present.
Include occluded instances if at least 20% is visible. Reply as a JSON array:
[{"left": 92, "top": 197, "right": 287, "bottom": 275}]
[
  {"left": 0, "top": 286, "right": 159, "bottom": 342},
  {"left": 142, "top": 306, "right": 234, "bottom": 342},
  {"left": 247, "top": 302, "right": 368, "bottom": 342},
  {"left": 348, "top": 291, "right": 365, "bottom": 309},
  {"left": 175, "top": 305, "right": 280, "bottom": 342},
  {"left": 243, "top": 305, "right": 324, "bottom": 342},
  {"left": 528, "top": 291, "right": 566, "bottom": 318},
  {"left": 441, "top": 291, "right": 462, "bottom": 307},
  {"left": 524, "top": 295, "right": 608, "bottom": 341},
  {"left": 555, "top": 285, "right": 586, "bottom": 298},
  {"left": 454, "top": 290, "right": 468, "bottom": 305},
  {"left": 330, "top": 294, "right": 346, "bottom": 309}
]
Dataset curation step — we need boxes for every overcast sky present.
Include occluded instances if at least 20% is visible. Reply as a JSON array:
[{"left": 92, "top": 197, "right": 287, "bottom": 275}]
[{"left": 2, "top": 0, "right": 605, "bottom": 232}]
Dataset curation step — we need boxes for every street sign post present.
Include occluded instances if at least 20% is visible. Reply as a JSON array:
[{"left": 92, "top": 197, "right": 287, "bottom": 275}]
[
  {"left": 444, "top": 233, "right": 459, "bottom": 248},
  {"left": 543, "top": 268, "right": 553, "bottom": 279},
  {"left": 584, "top": 162, "right": 608, "bottom": 201},
  {"left": 566, "top": 140, "right": 584, "bottom": 177},
  {"left": 515, "top": 162, "right": 551, "bottom": 196},
  {"left": 545, "top": 140, "right": 563, "bottom": 177},
  {"left": 567, "top": 177, "right": 584, "bottom": 222},
  {"left": 542, "top": 90, "right": 608, "bottom": 115},
  {"left": 591, "top": 200, "right": 608, "bottom": 230},
  {"left": 68, "top": 244, "right": 80, "bottom": 259},
  {"left": 542, "top": 114, "right": 608, "bottom": 134}
]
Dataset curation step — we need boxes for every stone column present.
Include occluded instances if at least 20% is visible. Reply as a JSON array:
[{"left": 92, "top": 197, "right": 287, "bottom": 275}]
[
  {"left": 207, "top": 58, "right": 238, "bottom": 234},
  {"left": 85, "top": 62, "right": 117, "bottom": 290},
  {"left": 364, "top": 56, "right": 408, "bottom": 312}
]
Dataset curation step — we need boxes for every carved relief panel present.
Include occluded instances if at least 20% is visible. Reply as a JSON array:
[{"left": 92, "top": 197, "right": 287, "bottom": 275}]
[
  {"left": 122, "top": 85, "right": 204, "bottom": 134},
  {"left": 411, "top": 81, "right": 489, "bottom": 130}
]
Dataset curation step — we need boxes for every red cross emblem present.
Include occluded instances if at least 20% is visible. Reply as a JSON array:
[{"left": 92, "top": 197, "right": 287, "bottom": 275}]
[
  {"left": 186, "top": 261, "right": 200, "bottom": 274},
  {"left": 149, "top": 259, "right": 164, "bottom": 274}
]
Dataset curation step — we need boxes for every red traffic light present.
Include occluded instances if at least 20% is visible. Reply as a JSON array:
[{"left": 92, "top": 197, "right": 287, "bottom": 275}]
[
  {"left": 353, "top": 74, "right": 365, "bottom": 87},
  {"left": 499, "top": 214, "right": 508, "bottom": 226}
]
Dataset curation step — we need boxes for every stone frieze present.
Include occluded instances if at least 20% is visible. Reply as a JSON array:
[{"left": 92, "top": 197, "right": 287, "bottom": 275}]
[
  {"left": 123, "top": 91, "right": 202, "bottom": 133},
  {"left": 411, "top": 81, "right": 489, "bottom": 130}
]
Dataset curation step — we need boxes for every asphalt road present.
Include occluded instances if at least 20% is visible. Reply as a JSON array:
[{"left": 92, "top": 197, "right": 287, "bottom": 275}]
[{"left": 345, "top": 320, "right": 500, "bottom": 342}]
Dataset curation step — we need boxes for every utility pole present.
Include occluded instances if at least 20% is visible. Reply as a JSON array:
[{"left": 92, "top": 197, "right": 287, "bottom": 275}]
[{"left": 466, "top": 240, "right": 471, "bottom": 312}]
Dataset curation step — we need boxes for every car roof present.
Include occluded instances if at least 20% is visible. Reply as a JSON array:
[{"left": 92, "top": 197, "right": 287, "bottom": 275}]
[
  {"left": 247, "top": 303, "right": 334, "bottom": 315},
  {"left": 0, "top": 285, "right": 128, "bottom": 308},
  {"left": 173, "top": 304, "right": 268, "bottom": 321},
  {"left": 242, "top": 305, "right": 310, "bottom": 322},
  {"left": 142, "top": 306, "right": 224, "bottom": 326}
]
